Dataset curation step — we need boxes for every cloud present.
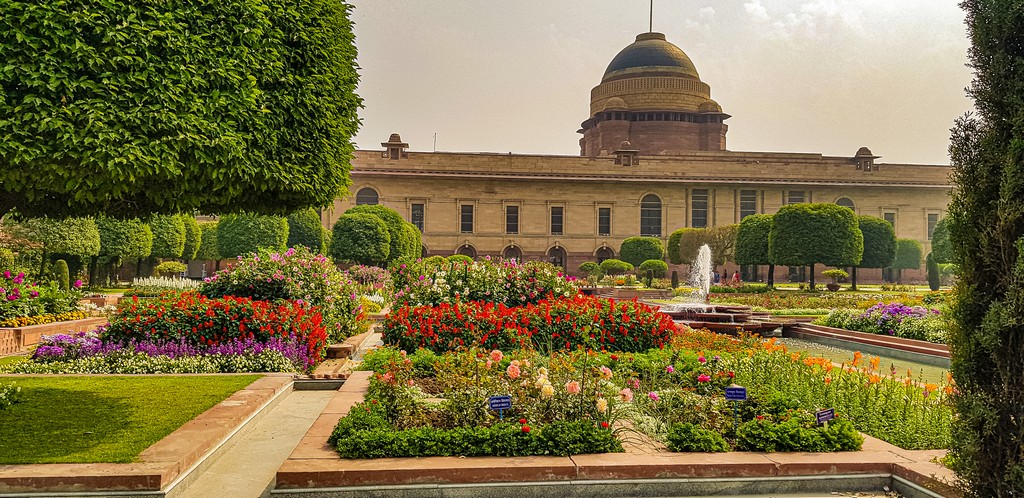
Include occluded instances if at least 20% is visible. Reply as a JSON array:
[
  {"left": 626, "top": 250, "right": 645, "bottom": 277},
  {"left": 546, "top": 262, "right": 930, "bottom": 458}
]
[
  {"left": 743, "top": 0, "right": 869, "bottom": 40},
  {"left": 744, "top": 1, "right": 769, "bottom": 21}
]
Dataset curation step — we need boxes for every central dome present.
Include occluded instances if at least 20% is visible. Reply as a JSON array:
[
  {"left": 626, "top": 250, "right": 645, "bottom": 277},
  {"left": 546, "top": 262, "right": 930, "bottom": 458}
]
[{"left": 602, "top": 32, "right": 699, "bottom": 82}]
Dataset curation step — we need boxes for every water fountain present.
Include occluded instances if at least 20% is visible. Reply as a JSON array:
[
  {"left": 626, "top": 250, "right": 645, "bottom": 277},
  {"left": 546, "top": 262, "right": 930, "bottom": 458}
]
[{"left": 652, "top": 244, "right": 781, "bottom": 334}]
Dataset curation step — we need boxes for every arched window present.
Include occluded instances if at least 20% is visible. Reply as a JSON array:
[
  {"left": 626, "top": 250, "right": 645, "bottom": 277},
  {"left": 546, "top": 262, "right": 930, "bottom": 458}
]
[
  {"left": 502, "top": 245, "right": 522, "bottom": 261},
  {"left": 456, "top": 244, "right": 476, "bottom": 258},
  {"left": 640, "top": 194, "right": 662, "bottom": 236},
  {"left": 547, "top": 246, "right": 566, "bottom": 269},
  {"left": 836, "top": 197, "right": 856, "bottom": 211},
  {"left": 595, "top": 247, "right": 614, "bottom": 263},
  {"left": 355, "top": 188, "right": 379, "bottom": 205}
]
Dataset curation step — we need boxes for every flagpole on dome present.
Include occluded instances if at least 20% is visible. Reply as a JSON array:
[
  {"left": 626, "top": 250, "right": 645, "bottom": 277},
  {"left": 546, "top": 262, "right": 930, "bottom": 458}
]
[{"left": 649, "top": 0, "right": 653, "bottom": 33}]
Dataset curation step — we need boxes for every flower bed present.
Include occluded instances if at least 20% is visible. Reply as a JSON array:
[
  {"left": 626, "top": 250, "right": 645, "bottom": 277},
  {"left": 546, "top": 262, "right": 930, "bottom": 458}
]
[
  {"left": 390, "top": 257, "right": 579, "bottom": 307},
  {"left": 710, "top": 291, "right": 947, "bottom": 311},
  {"left": 105, "top": 292, "right": 328, "bottom": 369},
  {"left": 200, "top": 247, "right": 364, "bottom": 341},
  {"left": 0, "top": 271, "right": 83, "bottom": 325},
  {"left": 124, "top": 276, "right": 200, "bottom": 298},
  {"left": 813, "top": 303, "right": 946, "bottom": 343},
  {"left": 350, "top": 328, "right": 952, "bottom": 454},
  {"left": 0, "top": 310, "right": 88, "bottom": 328},
  {"left": 382, "top": 295, "right": 677, "bottom": 353}
]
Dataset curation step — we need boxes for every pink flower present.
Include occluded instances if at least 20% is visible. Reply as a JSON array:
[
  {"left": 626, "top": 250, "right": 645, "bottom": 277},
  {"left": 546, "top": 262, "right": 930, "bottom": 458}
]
[
  {"left": 73, "top": 279, "right": 82, "bottom": 288},
  {"left": 618, "top": 388, "right": 634, "bottom": 403},
  {"left": 648, "top": 391, "right": 660, "bottom": 402},
  {"left": 598, "top": 366, "right": 613, "bottom": 379},
  {"left": 697, "top": 374, "right": 711, "bottom": 383},
  {"left": 665, "top": 365, "right": 675, "bottom": 373},
  {"left": 698, "top": 356, "right": 706, "bottom": 364},
  {"left": 629, "top": 378, "right": 640, "bottom": 389},
  {"left": 489, "top": 350, "right": 504, "bottom": 363},
  {"left": 506, "top": 364, "right": 521, "bottom": 379},
  {"left": 565, "top": 380, "right": 581, "bottom": 394}
]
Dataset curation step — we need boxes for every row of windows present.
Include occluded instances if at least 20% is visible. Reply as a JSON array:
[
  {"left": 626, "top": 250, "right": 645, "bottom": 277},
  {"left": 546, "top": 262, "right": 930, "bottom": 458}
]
[{"left": 357, "top": 187, "right": 932, "bottom": 240}]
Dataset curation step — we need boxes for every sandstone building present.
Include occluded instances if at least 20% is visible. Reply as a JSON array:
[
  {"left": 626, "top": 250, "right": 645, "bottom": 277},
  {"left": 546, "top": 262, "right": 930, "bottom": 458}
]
[{"left": 326, "top": 33, "right": 951, "bottom": 282}]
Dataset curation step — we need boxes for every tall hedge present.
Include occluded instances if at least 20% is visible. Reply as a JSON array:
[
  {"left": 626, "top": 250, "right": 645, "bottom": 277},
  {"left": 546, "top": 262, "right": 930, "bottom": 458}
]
[
  {"left": 344, "top": 205, "right": 417, "bottom": 264},
  {"left": 97, "top": 218, "right": 153, "bottom": 261},
  {"left": 854, "top": 215, "right": 896, "bottom": 289},
  {"left": 0, "top": 0, "right": 361, "bottom": 219},
  {"left": 769, "top": 203, "right": 863, "bottom": 289},
  {"left": 330, "top": 213, "right": 390, "bottom": 266},
  {"left": 216, "top": 214, "right": 289, "bottom": 259},
  {"left": 926, "top": 253, "right": 940, "bottom": 291},
  {"left": 180, "top": 216, "right": 201, "bottom": 261},
  {"left": 21, "top": 217, "right": 101, "bottom": 258},
  {"left": 287, "top": 208, "right": 326, "bottom": 252},
  {"left": 946, "top": 4, "right": 1024, "bottom": 493},
  {"left": 196, "top": 222, "right": 221, "bottom": 262},
  {"left": 149, "top": 214, "right": 186, "bottom": 259},
  {"left": 889, "top": 238, "right": 922, "bottom": 282},
  {"left": 619, "top": 237, "right": 664, "bottom": 267},
  {"left": 735, "top": 214, "right": 774, "bottom": 286}
]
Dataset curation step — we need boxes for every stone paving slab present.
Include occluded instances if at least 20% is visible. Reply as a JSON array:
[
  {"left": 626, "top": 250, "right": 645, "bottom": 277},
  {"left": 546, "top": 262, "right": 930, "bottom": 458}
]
[
  {"left": 0, "top": 374, "right": 292, "bottom": 495},
  {"left": 276, "top": 370, "right": 960, "bottom": 497}
]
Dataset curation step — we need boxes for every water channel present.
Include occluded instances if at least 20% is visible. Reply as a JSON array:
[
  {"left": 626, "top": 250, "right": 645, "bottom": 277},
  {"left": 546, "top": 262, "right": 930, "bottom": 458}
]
[{"left": 777, "top": 336, "right": 949, "bottom": 384}]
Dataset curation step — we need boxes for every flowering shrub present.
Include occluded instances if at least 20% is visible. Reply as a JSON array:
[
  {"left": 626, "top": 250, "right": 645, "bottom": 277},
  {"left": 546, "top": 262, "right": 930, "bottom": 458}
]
[
  {"left": 200, "top": 247, "right": 364, "bottom": 340},
  {"left": 0, "top": 270, "right": 82, "bottom": 322},
  {"left": 105, "top": 292, "right": 329, "bottom": 368},
  {"left": 382, "top": 295, "right": 677, "bottom": 353},
  {"left": 346, "top": 265, "right": 392, "bottom": 292},
  {"left": 814, "top": 303, "right": 947, "bottom": 343},
  {"left": 711, "top": 292, "right": 932, "bottom": 311},
  {"left": 3, "top": 349, "right": 295, "bottom": 374},
  {"left": 125, "top": 276, "right": 200, "bottom": 297},
  {"left": 390, "top": 257, "right": 579, "bottom": 307}
]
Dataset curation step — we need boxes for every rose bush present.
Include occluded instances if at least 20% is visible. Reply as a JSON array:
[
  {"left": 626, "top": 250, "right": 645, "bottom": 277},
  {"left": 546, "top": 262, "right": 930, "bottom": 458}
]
[{"left": 390, "top": 257, "right": 579, "bottom": 307}]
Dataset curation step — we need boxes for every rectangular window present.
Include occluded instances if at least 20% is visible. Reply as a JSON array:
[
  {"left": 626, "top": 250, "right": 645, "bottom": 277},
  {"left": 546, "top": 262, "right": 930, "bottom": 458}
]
[
  {"left": 787, "top": 191, "right": 805, "bottom": 205},
  {"left": 505, "top": 205, "right": 519, "bottom": 234},
  {"left": 927, "top": 213, "right": 939, "bottom": 240},
  {"left": 739, "top": 190, "right": 757, "bottom": 220},
  {"left": 883, "top": 212, "right": 896, "bottom": 231},
  {"left": 692, "top": 189, "right": 709, "bottom": 228},
  {"left": 460, "top": 205, "right": 474, "bottom": 233},
  {"left": 550, "top": 207, "right": 564, "bottom": 235},
  {"left": 598, "top": 207, "right": 611, "bottom": 236},
  {"left": 410, "top": 204, "right": 424, "bottom": 232}
]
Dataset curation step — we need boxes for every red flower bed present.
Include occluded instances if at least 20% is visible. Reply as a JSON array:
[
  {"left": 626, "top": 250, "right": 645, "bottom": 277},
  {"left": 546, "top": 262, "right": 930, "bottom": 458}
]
[
  {"left": 106, "top": 292, "right": 329, "bottom": 363},
  {"left": 382, "top": 294, "right": 677, "bottom": 353}
]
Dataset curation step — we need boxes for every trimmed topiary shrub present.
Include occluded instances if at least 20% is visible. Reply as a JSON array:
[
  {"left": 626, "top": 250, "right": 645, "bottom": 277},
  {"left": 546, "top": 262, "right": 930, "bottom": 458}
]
[
  {"left": 330, "top": 213, "right": 390, "bottom": 266},
  {"left": 447, "top": 254, "right": 474, "bottom": 264},
  {"left": 926, "top": 252, "right": 940, "bottom": 291},
  {"left": 579, "top": 261, "right": 600, "bottom": 275},
  {"left": 889, "top": 238, "right": 923, "bottom": 283},
  {"left": 638, "top": 259, "right": 668, "bottom": 278},
  {"left": 345, "top": 205, "right": 417, "bottom": 264},
  {"left": 153, "top": 261, "right": 187, "bottom": 277},
  {"left": 619, "top": 237, "right": 664, "bottom": 267},
  {"left": 217, "top": 214, "right": 289, "bottom": 259},
  {"left": 180, "top": 216, "right": 201, "bottom": 261},
  {"left": 735, "top": 214, "right": 775, "bottom": 287},
  {"left": 149, "top": 214, "right": 186, "bottom": 259},
  {"left": 52, "top": 259, "right": 69, "bottom": 291},
  {"left": 666, "top": 423, "right": 730, "bottom": 452},
  {"left": 769, "top": 203, "right": 863, "bottom": 289},
  {"left": 600, "top": 258, "right": 633, "bottom": 276},
  {"left": 287, "top": 208, "right": 325, "bottom": 252},
  {"left": 196, "top": 222, "right": 220, "bottom": 262}
]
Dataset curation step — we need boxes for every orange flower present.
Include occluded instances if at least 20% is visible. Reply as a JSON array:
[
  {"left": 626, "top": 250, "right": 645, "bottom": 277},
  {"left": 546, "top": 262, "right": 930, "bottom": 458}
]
[
  {"left": 925, "top": 383, "right": 938, "bottom": 392},
  {"left": 869, "top": 356, "right": 881, "bottom": 372},
  {"left": 824, "top": 376, "right": 832, "bottom": 384},
  {"left": 790, "top": 352, "right": 801, "bottom": 363},
  {"left": 868, "top": 374, "right": 881, "bottom": 384},
  {"left": 852, "top": 351, "right": 863, "bottom": 367}
]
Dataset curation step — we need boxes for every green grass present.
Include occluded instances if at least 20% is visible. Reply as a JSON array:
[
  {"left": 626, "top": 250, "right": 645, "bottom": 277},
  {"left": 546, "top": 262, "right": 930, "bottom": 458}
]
[
  {"left": 0, "top": 375, "right": 261, "bottom": 463},
  {"left": 0, "top": 356, "right": 26, "bottom": 368}
]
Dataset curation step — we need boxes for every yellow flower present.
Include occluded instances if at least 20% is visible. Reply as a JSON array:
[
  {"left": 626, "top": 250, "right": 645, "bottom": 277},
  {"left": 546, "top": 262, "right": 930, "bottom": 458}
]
[
  {"left": 596, "top": 398, "right": 608, "bottom": 413},
  {"left": 541, "top": 383, "right": 554, "bottom": 398}
]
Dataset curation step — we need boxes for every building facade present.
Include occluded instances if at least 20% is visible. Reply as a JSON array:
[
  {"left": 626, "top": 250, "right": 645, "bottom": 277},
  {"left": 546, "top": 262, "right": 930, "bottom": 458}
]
[{"left": 326, "top": 33, "right": 952, "bottom": 283}]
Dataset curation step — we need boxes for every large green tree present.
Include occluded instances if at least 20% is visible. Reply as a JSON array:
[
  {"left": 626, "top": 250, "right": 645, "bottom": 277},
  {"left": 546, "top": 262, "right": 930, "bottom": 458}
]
[
  {"left": 149, "top": 215, "right": 186, "bottom": 259},
  {"left": 19, "top": 217, "right": 102, "bottom": 279},
  {"left": 946, "top": 4, "right": 1024, "bottom": 488},
  {"left": 619, "top": 237, "right": 664, "bottom": 267},
  {"left": 889, "top": 238, "right": 922, "bottom": 283},
  {"left": 95, "top": 217, "right": 153, "bottom": 283},
  {"left": 768, "top": 203, "right": 863, "bottom": 290},
  {"left": 0, "top": 0, "right": 361, "bottom": 218},
  {"left": 669, "top": 225, "right": 738, "bottom": 268},
  {"left": 930, "top": 217, "right": 953, "bottom": 264},
  {"left": 854, "top": 216, "right": 897, "bottom": 290},
  {"left": 216, "top": 214, "right": 288, "bottom": 259},
  {"left": 734, "top": 214, "right": 774, "bottom": 287},
  {"left": 195, "top": 222, "right": 221, "bottom": 268}
]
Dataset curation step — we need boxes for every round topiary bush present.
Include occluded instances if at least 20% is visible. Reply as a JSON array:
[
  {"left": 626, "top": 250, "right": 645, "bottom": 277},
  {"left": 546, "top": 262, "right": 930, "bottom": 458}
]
[
  {"left": 216, "top": 214, "right": 289, "bottom": 259},
  {"left": 345, "top": 205, "right": 418, "bottom": 264},
  {"left": 619, "top": 237, "right": 665, "bottom": 267},
  {"left": 638, "top": 259, "right": 669, "bottom": 278},
  {"left": 180, "top": 216, "right": 202, "bottom": 260},
  {"left": 287, "top": 208, "right": 326, "bottom": 252},
  {"left": 447, "top": 254, "right": 474, "bottom": 264},
  {"left": 600, "top": 258, "right": 634, "bottom": 276},
  {"left": 330, "top": 213, "right": 390, "bottom": 266},
  {"left": 153, "top": 261, "right": 187, "bottom": 276},
  {"left": 52, "top": 259, "right": 70, "bottom": 291},
  {"left": 579, "top": 261, "right": 600, "bottom": 275}
]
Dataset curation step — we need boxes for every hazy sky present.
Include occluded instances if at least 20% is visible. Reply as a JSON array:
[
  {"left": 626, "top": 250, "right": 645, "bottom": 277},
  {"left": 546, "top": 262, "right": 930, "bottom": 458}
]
[{"left": 349, "top": 1, "right": 973, "bottom": 165}]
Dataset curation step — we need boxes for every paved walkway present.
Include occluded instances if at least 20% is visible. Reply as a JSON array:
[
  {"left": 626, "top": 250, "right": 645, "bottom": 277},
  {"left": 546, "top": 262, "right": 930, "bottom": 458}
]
[{"left": 176, "top": 389, "right": 334, "bottom": 498}]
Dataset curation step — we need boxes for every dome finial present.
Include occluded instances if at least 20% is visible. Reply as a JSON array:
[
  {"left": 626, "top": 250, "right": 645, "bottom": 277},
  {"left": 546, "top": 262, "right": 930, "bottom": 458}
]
[{"left": 649, "top": 0, "right": 653, "bottom": 33}]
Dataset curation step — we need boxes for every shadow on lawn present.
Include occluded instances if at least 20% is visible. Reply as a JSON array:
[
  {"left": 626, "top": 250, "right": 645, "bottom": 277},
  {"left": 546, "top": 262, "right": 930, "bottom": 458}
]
[{"left": 0, "top": 388, "right": 133, "bottom": 463}]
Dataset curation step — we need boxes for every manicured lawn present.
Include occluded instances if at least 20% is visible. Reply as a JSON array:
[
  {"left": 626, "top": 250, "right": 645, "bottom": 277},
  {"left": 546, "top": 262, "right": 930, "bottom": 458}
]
[{"left": 0, "top": 375, "right": 261, "bottom": 463}]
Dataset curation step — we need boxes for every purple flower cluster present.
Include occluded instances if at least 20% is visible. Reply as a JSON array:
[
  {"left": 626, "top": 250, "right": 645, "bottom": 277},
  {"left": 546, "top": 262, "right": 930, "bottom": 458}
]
[
  {"left": 31, "top": 327, "right": 314, "bottom": 370},
  {"left": 860, "top": 303, "right": 939, "bottom": 335}
]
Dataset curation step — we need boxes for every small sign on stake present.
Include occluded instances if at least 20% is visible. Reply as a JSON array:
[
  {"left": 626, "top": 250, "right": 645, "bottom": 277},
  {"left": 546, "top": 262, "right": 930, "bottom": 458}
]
[
  {"left": 815, "top": 408, "right": 835, "bottom": 425},
  {"left": 488, "top": 395, "right": 512, "bottom": 420},
  {"left": 724, "top": 386, "right": 747, "bottom": 401}
]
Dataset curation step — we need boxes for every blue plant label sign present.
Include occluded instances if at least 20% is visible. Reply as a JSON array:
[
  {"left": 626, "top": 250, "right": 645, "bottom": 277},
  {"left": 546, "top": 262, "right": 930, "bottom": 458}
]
[
  {"left": 724, "top": 386, "right": 747, "bottom": 401},
  {"left": 488, "top": 395, "right": 512, "bottom": 411},
  {"left": 816, "top": 408, "right": 835, "bottom": 424}
]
